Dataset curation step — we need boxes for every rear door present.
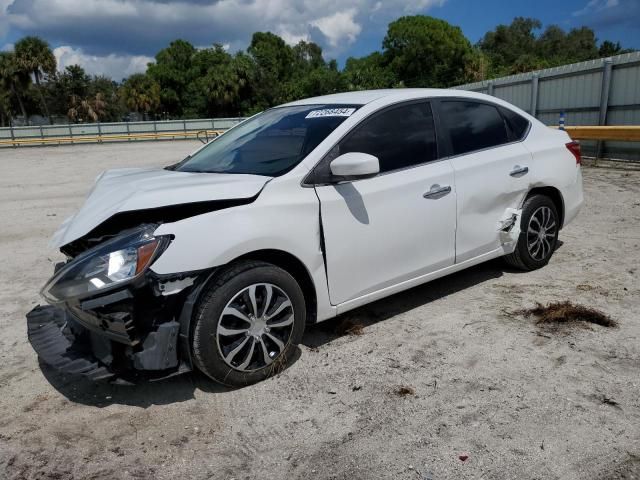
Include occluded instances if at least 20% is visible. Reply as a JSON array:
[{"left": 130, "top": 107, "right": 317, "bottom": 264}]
[
  {"left": 311, "top": 101, "right": 457, "bottom": 305},
  {"left": 435, "top": 99, "right": 533, "bottom": 263}
]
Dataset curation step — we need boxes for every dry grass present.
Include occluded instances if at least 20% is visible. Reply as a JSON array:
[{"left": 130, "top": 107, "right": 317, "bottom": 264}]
[
  {"left": 335, "top": 318, "right": 365, "bottom": 336},
  {"left": 394, "top": 386, "right": 415, "bottom": 397},
  {"left": 516, "top": 301, "right": 617, "bottom": 328}
]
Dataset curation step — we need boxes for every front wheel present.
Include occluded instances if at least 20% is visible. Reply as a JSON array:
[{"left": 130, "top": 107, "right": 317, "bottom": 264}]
[
  {"left": 504, "top": 194, "right": 560, "bottom": 271},
  {"left": 192, "top": 261, "right": 306, "bottom": 386}
]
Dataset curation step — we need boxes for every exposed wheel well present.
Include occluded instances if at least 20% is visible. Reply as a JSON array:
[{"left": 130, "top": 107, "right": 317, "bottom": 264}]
[
  {"left": 525, "top": 187, "right": 565, "bottom": 228},
  {"left": 233, "top": 249, "right": 318, "bottom": 324}
]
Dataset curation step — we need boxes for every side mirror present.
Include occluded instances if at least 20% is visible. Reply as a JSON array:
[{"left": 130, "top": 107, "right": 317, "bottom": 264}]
[
  {"left": 196, "top": 130, "right": 219, "bottom": 144},
  {"left": 329, "top": 152, "right": 380, "bottom": 181}
]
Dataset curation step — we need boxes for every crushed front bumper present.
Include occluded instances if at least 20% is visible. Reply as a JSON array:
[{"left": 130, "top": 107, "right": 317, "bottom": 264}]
[
  {"left": 27, "top": 303, "right": 191, "bottom": 383},
  {"left": 27, "top": 304, "right": 116, "bottom": 381}
]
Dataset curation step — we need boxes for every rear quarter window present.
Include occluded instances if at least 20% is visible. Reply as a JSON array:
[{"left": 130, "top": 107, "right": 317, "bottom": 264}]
[
  {"left": 439, "top": 100, "right": 510, "bottom": 156},
  {"left": 499, "top": 107, "right": 531, "bottom": 140}
]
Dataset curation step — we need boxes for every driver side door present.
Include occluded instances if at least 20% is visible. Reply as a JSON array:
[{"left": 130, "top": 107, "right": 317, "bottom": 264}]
[{"left": 311, "top": 101, "right": 457, "bottom": 306}]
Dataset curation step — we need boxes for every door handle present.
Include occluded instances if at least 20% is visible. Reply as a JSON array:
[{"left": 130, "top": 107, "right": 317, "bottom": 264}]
[
  {"left": 510, "top": 165, "right": 529, "bottom": 177},
  {"left": 423, "top": 184, "right": 452, "bottom": 199}
]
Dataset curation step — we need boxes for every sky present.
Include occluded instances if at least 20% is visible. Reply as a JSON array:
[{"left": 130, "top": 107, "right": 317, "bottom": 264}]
[{"left": 0, "top": 0, "right": 638, "bottom": 81}]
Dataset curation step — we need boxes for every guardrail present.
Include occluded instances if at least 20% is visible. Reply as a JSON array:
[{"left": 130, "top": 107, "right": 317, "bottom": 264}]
[
  {"left": 562, "top": 126, "right": 640, "bottom": 142},
  {"left": 0, "top": 129, "right": 226, "bottom": 147},
  {"left": 1, "top": 122, "right": 638, "bottom": 154},
  {"left": 0, "top": 117, "right": 244, "bottom": 148}
]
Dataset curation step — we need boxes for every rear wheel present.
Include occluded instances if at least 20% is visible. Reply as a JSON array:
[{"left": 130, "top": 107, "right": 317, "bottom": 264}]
[
  {"left": 504, "top": 194, "right": 559, "bottom": 271},
  {"left": 192, "top": 261, "right": 306, "bottom": 386}
]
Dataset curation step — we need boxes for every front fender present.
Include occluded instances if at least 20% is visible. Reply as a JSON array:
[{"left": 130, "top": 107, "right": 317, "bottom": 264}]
[
  {"left": 149, "top": 178, "right": 335, "bottom": 322},
  {"left": 151, "top": 195, "right": 321, "bottom": 275}
]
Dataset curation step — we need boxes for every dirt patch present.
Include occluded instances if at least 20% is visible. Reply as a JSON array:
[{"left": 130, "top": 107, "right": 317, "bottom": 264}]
[
  {"left": 515, "top": 301, "right": 617, "bottom": 328},
  {"left": 1, "top": 149, "right": 639, "bottom": 480},
  {"left": 600, "top": 453, "right": 640, "bottom": 480}
]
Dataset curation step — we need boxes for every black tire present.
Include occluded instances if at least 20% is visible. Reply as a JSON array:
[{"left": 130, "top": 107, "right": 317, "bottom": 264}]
[
  {"left": 192, "top": 260, "right": 306, "bottom": 387},
  {"left": 504, "top": 194, "right": 560, "bottom": 271}
]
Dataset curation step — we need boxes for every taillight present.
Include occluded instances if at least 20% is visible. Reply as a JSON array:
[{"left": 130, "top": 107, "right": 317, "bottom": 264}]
[{"left": 566, "top": 141, "right": 581, "bottom": 165}]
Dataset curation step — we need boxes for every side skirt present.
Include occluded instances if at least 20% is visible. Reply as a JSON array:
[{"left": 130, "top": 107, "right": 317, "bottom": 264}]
[{"left": 334, "top": 246, "right": 508, "bottom": 316}]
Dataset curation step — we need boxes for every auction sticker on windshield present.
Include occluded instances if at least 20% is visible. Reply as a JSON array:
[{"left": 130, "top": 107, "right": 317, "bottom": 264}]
[{"left": 306, "top": 108, "right": 356, "bottom": 119}]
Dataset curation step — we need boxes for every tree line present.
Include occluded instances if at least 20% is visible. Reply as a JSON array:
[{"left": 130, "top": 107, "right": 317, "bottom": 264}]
[{"left": 0, "top": 15, "right": 634, "bottom": 126}]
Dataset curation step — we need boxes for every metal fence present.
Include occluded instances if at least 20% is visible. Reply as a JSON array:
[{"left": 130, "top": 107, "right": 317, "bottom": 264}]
[
  {"left": 0, "top": 117, "right": 244, "bottom": 147},
  {"left": 455, "top": 51, "right": 640, "bottom": 162}
]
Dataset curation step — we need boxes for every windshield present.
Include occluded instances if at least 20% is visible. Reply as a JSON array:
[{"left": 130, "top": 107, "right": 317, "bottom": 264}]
[{"left": 173, "top": 104, "right": 360, "bottom": 176}]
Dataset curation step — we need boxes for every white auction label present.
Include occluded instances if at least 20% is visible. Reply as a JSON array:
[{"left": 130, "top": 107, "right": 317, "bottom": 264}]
[{"left": 305, "top": 108, "right": 356, "bottom": 119}]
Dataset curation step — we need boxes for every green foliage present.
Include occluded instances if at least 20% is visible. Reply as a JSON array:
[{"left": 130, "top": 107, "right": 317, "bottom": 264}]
[
  {"left": 14, "top": 36, "right": 56, "bottom": 119},
  {"left": 188, "top": 46, "right": 255, "bottom": 117},
  {"left": 120, "top": 73, "right": 161, "bottom": 116},
  {"left": 343, "top": 52, "right": 397, "bottom": 90},
  {"left": 1, "top": 16, "right": 636, "bottom": 124},
  {"left": 479, "top": 17, "right": 542, "bottom": 74},
  {"left": 565, "top": 27, "right": 599, "bottom": 62},
  {"left": 0, "top": 51, "right": 31, "bottom": 121},
  {"left": 382, "top": 16, "right": 473, "bottom": 87},
  {"left": 478, "top": 17, "right": 621, "bottom": 76},
  {"left": 598, "top": 40, "right": 633, "bottom": 57},
  {"left": 248, "top": 32, "right": 295, "bottom": 107},
  {"left": 44, "top": 65, "right": 124, "bottom": 122},
  {"left": 14, "top": 36, "right": 56, "bottom": 81},
  {"left": 147, "top": 40, "right": 198, "bottom": 117}
]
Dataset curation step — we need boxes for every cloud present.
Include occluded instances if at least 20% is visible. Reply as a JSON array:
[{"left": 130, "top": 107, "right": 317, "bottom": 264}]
[
  {"left": 0, "top": 0, "right": 13, "bottom": 37},
  {"left": 53, "top": 46, "right": 153, "bottom": 80},
  {"left": 311, "top": 9, "right": 362, "bottom": 48},
  {"left": 571, "top": 0, "right": 639, "bottom": 31},
  {"left": 573, "top": 0, "right": 619, "bottom": 16},
  {"left": 4, "top": 0, "right": 445, "bottom": 58}
]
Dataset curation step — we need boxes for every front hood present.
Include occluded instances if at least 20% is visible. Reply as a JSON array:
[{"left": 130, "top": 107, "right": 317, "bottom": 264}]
[{"left": 51, "top": 167, "right": 270, "bottom": 248}]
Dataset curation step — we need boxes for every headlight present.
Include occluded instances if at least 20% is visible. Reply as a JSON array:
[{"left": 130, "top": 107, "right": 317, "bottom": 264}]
[{"left": 42, "top": 225, "right": 168, "bottom": 303}]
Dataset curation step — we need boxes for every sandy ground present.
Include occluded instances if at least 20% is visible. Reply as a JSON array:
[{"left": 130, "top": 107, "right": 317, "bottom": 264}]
[{"left": 0, "top": 141, "right": 639, "bottom": 480}]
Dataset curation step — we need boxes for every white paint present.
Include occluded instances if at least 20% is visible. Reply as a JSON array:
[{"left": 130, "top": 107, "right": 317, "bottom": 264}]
[
  {"left": 52, "top": 88, "right": 584, "bottom": 323},
  {"left": 49, "top": 167, "right": 270, "bottom": 248},
  {"left": 329, "top": 152, "right": 379, "bottom": 177},
  {"left": 448, "top": 141, "right": 532, "bottom": 263},
  {"left": 316, "top": 159, "right": 456, "bottom": 304},
  {"left": 498, "top": 208, "right": 522, "bottom": 248}
]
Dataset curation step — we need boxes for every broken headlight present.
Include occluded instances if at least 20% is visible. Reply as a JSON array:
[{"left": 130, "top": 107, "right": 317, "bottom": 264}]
[{"left": 42, "top": 225, "right": 169, "bottom": 303}]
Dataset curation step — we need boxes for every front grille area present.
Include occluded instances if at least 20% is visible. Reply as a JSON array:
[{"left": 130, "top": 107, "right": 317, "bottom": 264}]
[{"left": 69, "top": 305, "right": 138, "bottom": 346}]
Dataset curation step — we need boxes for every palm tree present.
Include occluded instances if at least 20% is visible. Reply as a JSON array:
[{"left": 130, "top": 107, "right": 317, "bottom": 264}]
[
  {"left": 0, "top": 88, "right": 10, "bottom": 127},
  {"left": 120, "top": 74, "right": 161, "bottom": 118},
  {"left": 14, "top": 36, "right": 56, "bottom": 122},
  {"left": 67, "top": 92, "right": 107, "bottom": 123},
  {"left": 0, "top": 51, "right": 30, "bottom": 122}
]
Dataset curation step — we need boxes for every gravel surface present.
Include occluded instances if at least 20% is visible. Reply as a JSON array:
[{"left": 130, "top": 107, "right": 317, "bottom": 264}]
[{"left": 0, "top": 141, "right": 639, "bottom": 480}]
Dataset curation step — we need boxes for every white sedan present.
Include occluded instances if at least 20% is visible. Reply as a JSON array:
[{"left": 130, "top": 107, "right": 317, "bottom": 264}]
[{"left": 29, "top": 89, "right": 583, "bottom": 386}]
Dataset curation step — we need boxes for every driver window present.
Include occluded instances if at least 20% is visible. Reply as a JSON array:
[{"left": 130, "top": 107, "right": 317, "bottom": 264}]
[{"left": 336, "top": 102, "right": 438, "bottom": 173}]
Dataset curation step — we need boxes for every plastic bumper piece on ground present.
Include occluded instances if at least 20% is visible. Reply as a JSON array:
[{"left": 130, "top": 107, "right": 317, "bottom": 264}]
[{"left": 27, "top": 304, "right": 115, "bottom": 381}]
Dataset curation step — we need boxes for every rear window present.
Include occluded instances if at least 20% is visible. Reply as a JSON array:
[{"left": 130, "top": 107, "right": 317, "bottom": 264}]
[{"left": 440, "top": 100, "right": 510, "bottom": 156}]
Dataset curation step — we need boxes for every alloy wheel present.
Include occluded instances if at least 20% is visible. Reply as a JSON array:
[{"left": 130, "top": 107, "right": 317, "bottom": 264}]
[
  {"left": 527, "top": 206, "right": 557, "bottom": 261},
  {"left": 216, "top": 283, "right": 294, "bottom": 372}
]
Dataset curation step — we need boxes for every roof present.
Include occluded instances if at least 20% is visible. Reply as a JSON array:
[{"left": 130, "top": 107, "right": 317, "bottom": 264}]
[{"left": 280, "top": 88, "right": 490, "bottom": 107}]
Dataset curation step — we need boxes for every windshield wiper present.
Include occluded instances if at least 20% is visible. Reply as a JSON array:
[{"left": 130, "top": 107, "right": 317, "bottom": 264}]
[{"left": 164, "top": 155, "right": 192, "bottom": 171}]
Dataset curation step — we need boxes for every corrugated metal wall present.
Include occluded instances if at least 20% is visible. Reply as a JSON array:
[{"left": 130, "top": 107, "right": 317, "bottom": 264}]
[{"left": 455, "top": 52, "right": 640, "bottom": 161}]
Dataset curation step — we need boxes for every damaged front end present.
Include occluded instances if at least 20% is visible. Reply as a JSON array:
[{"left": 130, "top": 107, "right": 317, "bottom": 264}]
[{"left": 27, "top": 224, "right": 210, "bottom": 383}]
